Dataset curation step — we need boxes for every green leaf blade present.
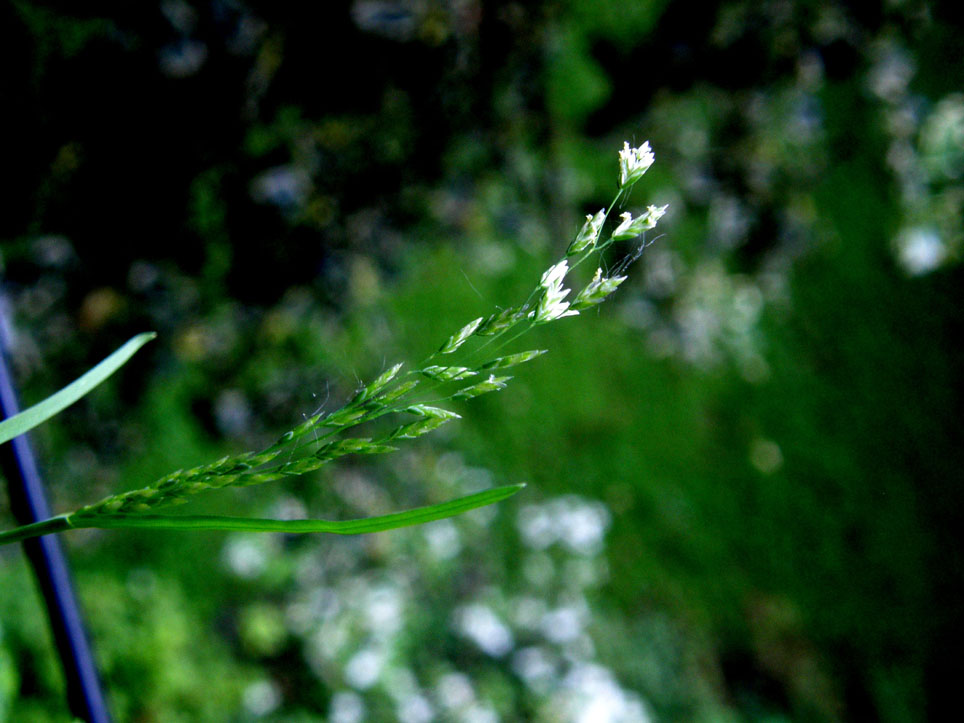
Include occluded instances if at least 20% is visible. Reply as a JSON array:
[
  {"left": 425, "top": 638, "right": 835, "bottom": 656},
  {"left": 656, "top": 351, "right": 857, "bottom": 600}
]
[
  {"left": 68, "top": 483, "right": 525, "bottom": 536},
  {"left": 0, "top": 332, "right": 156, "bottom": 446}
]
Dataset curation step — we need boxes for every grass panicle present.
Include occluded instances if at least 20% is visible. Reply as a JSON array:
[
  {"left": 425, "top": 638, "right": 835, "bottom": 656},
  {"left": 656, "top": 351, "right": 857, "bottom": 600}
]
[{"left": 1, "top": 140, "right": 666, "bottom": 545}]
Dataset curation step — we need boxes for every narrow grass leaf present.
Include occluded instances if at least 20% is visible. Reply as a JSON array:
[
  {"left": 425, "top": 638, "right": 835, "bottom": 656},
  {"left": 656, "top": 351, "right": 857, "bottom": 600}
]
[
  {"left": 66, "top": 484, "right": 525, "bottom": 536},
  {"left": 0, "top": 332, "right": 156, "bottom": 446}
]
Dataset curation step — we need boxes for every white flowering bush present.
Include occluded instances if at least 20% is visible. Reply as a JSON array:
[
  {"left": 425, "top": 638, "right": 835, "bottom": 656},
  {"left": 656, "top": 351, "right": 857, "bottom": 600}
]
[{"left": 223, "top": 450, "right": 665, "bottom": 723}]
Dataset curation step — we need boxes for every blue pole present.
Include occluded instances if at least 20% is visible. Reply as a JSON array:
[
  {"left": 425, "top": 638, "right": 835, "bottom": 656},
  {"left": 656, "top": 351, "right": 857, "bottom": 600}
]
[{"left": 0, "top": 299, "right": 111, "bottom": 722}]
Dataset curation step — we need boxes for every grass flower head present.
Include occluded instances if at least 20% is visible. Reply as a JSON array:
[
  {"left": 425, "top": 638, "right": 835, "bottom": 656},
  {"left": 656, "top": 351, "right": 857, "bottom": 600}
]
[
  {"left": 618, "top": 141, "right": 655, "bottom": 188},
  {"left": 0, "top": 137, "right": 668, "bottom": 550}
]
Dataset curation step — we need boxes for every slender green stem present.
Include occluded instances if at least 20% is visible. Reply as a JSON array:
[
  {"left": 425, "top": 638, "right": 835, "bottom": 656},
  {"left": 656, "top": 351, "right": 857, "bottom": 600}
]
[
  {"left": 567, "top": 187, "right": 625, "bottom": 276},
  {"left": 0, "top": 514, "right": 73, "bottom": 547}
]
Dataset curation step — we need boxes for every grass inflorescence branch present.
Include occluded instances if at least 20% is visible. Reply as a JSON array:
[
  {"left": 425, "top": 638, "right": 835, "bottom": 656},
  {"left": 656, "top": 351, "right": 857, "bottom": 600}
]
[{"left": 0, "top": 140, "right": 666, "bottom": 546}]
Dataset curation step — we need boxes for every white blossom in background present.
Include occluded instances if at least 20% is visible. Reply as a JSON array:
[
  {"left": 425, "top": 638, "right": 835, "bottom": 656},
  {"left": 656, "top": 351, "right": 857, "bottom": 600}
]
[
  {"left": 896, "top": 226, "right": 946, "bottom": 275},
  {"left": 557, "top": 663, "right": 653, "bottom": 723},
  {"left": 517, "top": 496, "right": 611, "bottom": 556},
  {"left": 517, "top": 503, "right": 555, "bottom": 550},
  {"left": 256, "top": 480, "right": 649, "bottom": 721},
  {"left": 920, "top": 94, "right": 964, "bottom": 180},
  {"left": 329, "top": 691, "right": 366, "bottom": 723},
  {"left": 435, "top": 672, "right": 476, "bottom": 711},
  {"left": 455, "top": 603, "right": 515, "bottom": 657},
  {"left": 513, "top": 646, "right": 558, "bottom": 693},
  {"left": 250, "top": 164, "right": 312, "bottom": 209},
  {"left": 540, "top": 602, "right": 588, "bottom": 644},
  {"left": 868, "top": 40, "right": 963, "bottom": 275},
  {"left": 242, "top": 679, "right": 281, "bottom": 717},
  {"left": 222, "top": 533, "right": 276, "bottom": 579},
  {"left": 462, "top": 704, "right": 500, "bottom": 723},
  {"left": 423, "top": 518, "right": 462, "bottom": 560},
  {"left": 345, "top": 647, "right": 385, "bottom": 690},
  {"left": 397, "top": 693, "right": 435, "bottom": 723},
  {"left": 363, "top": 583, "right": 404, "bottom": 636}
]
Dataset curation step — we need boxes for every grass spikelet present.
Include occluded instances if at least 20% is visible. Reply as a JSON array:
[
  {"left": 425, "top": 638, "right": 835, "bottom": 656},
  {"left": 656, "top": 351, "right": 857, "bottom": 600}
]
[
  {"left": 452, "top": 375, "right": 511, "bottom": 400},
  {"left": 440, "top": 317, "right": 485, "bottom": 354},
  {"left": 481, "top": 350, "right": 548, "bottom": 370},
  {"left": 419, "top": 365, "right": 478, "bottom": 381},
  {"left": 475, "top": 307, "right": 528, "bottom": 336}
]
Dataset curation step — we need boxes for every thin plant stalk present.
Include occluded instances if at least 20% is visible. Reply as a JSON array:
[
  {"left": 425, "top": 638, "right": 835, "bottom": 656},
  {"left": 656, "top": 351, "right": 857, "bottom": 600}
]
[{"left": 0, "top": 297, "right": 112, "bottom": 723}]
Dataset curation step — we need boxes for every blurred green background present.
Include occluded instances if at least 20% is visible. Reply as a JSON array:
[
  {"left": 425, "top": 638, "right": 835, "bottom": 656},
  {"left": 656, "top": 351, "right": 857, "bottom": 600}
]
[{"left": 1, "top": 1, "right": 962, "bottom": 720}]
